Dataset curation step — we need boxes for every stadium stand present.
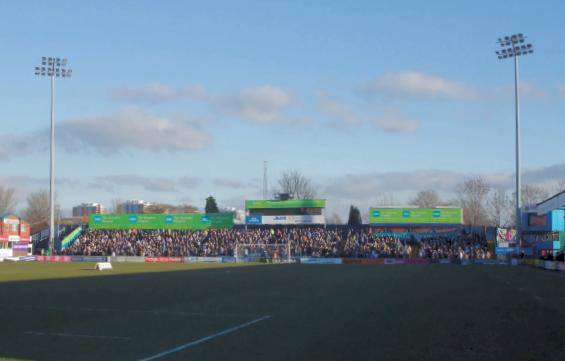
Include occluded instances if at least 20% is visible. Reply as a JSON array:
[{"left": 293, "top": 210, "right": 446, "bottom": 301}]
[{"left": 63, "top": 226, "right": 489, "bottom": 259}]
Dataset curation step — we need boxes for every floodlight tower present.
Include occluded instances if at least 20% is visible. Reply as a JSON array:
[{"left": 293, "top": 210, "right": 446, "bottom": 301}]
[
  {"left": 495, "top": 34, "right": 533, "bottom": 248},
  {"left": 34, "top": 57, "right": 72, "bottom": 254},
  {"left": 263, "top": 161, "right": 268, "bottom": 199}
]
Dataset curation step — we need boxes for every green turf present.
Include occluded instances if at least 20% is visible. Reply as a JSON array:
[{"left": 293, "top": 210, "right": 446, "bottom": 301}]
[{"left": 0, "top": 262, "right": 564, "bottom": 361}]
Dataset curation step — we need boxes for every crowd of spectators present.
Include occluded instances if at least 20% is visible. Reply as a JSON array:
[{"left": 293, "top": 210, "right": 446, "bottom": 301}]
[
  {"left": 64, "top": 226, "right": 489, "bottom": 260},
  {"left": 341, "top": 230, "right": 410, "bottom": 258},
  {"left": 418, "top": 234, "right": 490, "bottom": 260}
]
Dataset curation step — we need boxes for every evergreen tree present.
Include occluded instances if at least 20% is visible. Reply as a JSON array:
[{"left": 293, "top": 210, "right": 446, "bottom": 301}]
[
  {"left": 205, "top": 196, "right": 219, "bottom": 213},
  {"left": 347, "top": 205, "right": 362, "bottom": 225}
]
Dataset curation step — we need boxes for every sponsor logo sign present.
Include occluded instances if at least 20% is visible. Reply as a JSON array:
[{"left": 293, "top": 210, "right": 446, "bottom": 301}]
[
  {"left": 496, "top": 247, "right": 518, "bottom": 255},
  {"left": 12, "top": 243, "right": 29, "bottom": 251},
  {"left": 245, "top": 199, "right": 326, "bottom": 209},
  {"left": 369, "top": 207, "right": 462, "bottom": 225},
  {"left": 90, "top": 213, "right": 233, "bottom": 230},
  {"left": 342, "top": 258, "right": 384, "bottom": 265},
  {"left": 260, "top": 215, "right": 325, "bottom": 225},
  {"left": 404, "top": 258, "right": 432, "bottom": 265},
  {"left": 299, "top": 257, "right": 342, "bottom": 264},
  {"left": 36, "top": 256, "right": 71, "bottom": 262},
  {"left": 109, "top": 256, "right": 145, "bottom": 263},
  {"left": 19, "top": 256, "right": 36, "bottom": 262},
  {"left": 245, "top": 215, "right": 263, "bottom": 225},
  {"left": 185, "top": 256, "right": 223, "bottom": 263},
  {"left": 69, "top": 256, "right": 108, "bottom": 262},
  {"left": 558, "top": 263, "right": 565, "bottom": 272},
  {"left": 145, "top": 257, "right": 183, "bottom": 263}
]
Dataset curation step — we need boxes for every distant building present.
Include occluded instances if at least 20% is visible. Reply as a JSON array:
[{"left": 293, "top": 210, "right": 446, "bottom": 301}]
[
  {"left": 72, "top": 203, "right": 105, "bottom": 217},
  {"left": 121, "top": 200, "right": 152, "bottom": 214},
  {"left": 0, "top": 213, "right": 31, "bottom": 257}
]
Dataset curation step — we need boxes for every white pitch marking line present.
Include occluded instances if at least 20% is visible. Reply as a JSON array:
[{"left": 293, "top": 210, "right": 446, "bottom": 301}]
[
  {"left": 24, "top": 331, "right": 130, "bottom": 341},
  {"left": 138, "top": 315, "right": 272, "bottom": 361}
]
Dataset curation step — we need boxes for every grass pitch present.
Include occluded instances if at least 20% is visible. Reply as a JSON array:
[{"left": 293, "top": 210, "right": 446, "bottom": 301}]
[{"left": 0, "top": 262, "right": 564, "bottom": 361}]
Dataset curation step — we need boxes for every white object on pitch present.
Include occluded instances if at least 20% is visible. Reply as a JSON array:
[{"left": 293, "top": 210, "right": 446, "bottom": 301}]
[{"left": 95, "top": 262, "right": 113, "bottom": 271}]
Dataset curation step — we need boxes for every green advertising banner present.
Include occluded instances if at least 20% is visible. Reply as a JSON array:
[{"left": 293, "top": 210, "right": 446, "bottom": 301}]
[
  {"left": 369, "top": 208, "right": 462, "bottom": 225},
  {"left": 89, "top": 213, "right": 233, "bottom": 230},
  {"left": 246, "top": 199, "right": 326, "bottom": 209}
]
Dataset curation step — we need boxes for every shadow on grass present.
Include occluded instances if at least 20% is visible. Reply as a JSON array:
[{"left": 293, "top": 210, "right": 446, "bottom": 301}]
[{"left": 0, "top": 264, "right": 564, "bottom": 361}]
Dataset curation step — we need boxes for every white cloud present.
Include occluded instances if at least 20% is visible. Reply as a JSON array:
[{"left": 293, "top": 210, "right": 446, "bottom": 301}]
[
  {"left": 373, "top": 108, "right": 418, "bottom": 133},
  {"left": 360, "top": 71, "right": 478, "bottom": 100},
  {"left": 57, "top": 109, "right": 210, "bottom": 154},
  {"left": 111, "top": 83, "right": 209, "bottom": 103},
  {"left": 212, "top": 178, "right": 248, "bottom": 189},
  {"left": 214, "top": 85, "right": 294, "bottom": 123},
  {"left": 0, "top": 135, "right": 41, "bottom": 161},
  {"left": 95, "top": 175, "right": 179, "bottom": 193},
  {"left": 111, "top": 83, "right": 301, "bottom": 125},
  {"left": 317, "top": 94, "right": 360, "bottom": 127},
  {"left": 178, "top": 176, "right": 202, "bottom": 189},
  {"left": 494, "top": 81, "right": 548, "bottom": 100}
]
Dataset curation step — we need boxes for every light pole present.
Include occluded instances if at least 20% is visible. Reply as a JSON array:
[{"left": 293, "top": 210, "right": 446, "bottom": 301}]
[
  {"left": 34, "top": 57, "right": 72, "bottom": 254},
  {"left": 495, "top": 34, "right": 533, "bottom": 248}
]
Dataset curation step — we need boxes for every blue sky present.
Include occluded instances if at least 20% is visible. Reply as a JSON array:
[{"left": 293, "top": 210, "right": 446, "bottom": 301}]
[{"left": 1, "top": 0, "right": 564, "bottom": 218}]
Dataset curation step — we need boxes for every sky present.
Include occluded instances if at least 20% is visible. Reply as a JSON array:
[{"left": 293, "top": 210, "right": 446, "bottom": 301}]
[{"left": 0, "top": 0, "right": 564, "bottom": 219}]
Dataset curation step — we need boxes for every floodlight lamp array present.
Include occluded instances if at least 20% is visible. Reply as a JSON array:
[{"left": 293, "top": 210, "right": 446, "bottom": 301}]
[
  {"left": 35, "top": 57, "right": 72, "bottom": 77},
  {"left": 496, "top": 34, "right": 533, "bottom": 59}
]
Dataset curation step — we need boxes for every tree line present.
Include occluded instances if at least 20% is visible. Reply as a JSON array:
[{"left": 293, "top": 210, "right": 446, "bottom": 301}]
[
  {"left": 345, "top": 176, "right": 556, "bottom": 227},
  {"left": 1, "top": 172, "right": 562, "bottom": 227}
]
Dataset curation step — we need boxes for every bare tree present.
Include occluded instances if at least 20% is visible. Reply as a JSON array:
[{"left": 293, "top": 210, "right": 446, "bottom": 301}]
[
  {"left": 374, "top": 192, "right": 396, "bottom": 206},
  {"left": 0, "top": 186, "right": 17, "bottom": 213},
  {"left": 277, "top": 170, "right": 316, "bottom": 199},
  {"left": 143, "top": 203, "right": 177, "bottom": 214},
  {"left": 556, "top": 179, "right": 565, "bottom": 194},
  {"left": 520, "top": 184, "right": 548, "bottom": 207},
  {"left": 487, "top": 188, "right": 511, "bottom": 227},
  {"left": 24, "top": 190, "right": 54, "bottom": 224},
  {"left": 411, "top": 190, "right": 441, "bottom": 208},
  {"left": 177, "top": 204, "right": 199, "bottom": 213},
  {"left": 326, "top": 212, "right": 343, "bottom": 225},
  {"left": 110, "top": 199, "right": 124, "bottom": 214},
  {"left": 456, "top": 177, "right": 490, "bottom": 225}
]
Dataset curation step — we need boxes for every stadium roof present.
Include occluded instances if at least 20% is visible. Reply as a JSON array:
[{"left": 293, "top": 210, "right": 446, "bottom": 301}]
[{"left": 536, "top": 190, "right": 565, "bottom": 215}]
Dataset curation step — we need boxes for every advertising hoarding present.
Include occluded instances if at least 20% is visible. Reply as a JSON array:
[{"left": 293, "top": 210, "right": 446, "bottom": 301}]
[
  {"left": 369, "top": 208, "right": 462, "bottom": 225},
  {"left": 246, "top": 199, "right": 326, "bottom": 209},
  {"left": 245, "top": 215, "right": 326, "bottom": 225},
  {"left": 89, "top": 213, "right": 233, "bottom": 230}
]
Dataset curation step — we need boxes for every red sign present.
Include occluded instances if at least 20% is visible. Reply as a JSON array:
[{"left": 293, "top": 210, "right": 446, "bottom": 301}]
[
  {"left": 144, "top": 256, "right": 183, "bottom": 263},
  {"left": 19, "top": 236, "right": 31, "bottom": 243},
  {"left": 36, "top": 255, "right": 72, "bottom": 262}
]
